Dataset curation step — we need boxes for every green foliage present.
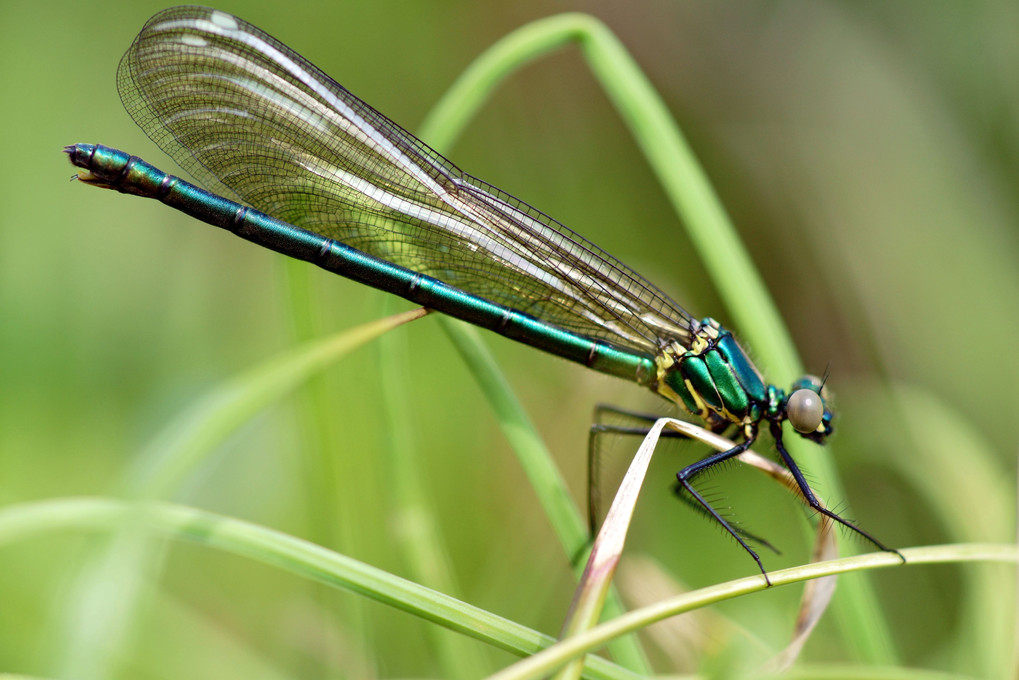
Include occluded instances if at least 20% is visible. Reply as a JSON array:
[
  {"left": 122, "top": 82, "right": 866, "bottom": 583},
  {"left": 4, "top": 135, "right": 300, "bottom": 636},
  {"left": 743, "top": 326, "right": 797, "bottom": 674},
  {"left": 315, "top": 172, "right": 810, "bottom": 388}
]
[{"left": 1, "top": 1, "right": 1015, "bottom": 678}]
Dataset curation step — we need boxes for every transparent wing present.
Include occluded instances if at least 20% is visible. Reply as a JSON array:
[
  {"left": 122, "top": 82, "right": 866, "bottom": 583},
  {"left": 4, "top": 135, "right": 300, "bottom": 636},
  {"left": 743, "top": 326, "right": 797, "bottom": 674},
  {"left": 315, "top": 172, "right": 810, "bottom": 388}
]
[{"left": 118, "top": 6, "right": 697, "bottom": 354}]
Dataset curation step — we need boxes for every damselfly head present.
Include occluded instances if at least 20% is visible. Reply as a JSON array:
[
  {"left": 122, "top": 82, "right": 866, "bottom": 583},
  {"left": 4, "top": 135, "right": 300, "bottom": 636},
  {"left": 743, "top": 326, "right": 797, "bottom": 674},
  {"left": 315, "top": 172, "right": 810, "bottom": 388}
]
[{"left": 786, "top": 374, "right": 834, "bottom": 442}]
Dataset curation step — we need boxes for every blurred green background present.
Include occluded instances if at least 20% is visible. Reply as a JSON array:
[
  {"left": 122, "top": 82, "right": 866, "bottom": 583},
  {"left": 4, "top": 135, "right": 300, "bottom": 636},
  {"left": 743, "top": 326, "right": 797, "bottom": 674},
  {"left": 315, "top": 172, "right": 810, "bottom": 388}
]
[{"left": 1, "top": 0, "right": 1017, "bottom": 677}]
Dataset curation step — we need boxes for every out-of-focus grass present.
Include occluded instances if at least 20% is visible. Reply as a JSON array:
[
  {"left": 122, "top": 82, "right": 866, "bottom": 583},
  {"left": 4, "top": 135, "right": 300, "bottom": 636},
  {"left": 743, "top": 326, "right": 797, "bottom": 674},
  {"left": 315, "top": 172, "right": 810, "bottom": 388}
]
[{"left": 0, "top": 1, "right": 1016, "bottom": 677}]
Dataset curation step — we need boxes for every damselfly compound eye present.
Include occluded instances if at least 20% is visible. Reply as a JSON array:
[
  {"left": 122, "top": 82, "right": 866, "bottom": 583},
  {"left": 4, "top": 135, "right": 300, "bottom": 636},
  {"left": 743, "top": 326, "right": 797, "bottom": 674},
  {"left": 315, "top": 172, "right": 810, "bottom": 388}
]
[{"left": 787, "top": 388, "right": 824, "bottom": 433}]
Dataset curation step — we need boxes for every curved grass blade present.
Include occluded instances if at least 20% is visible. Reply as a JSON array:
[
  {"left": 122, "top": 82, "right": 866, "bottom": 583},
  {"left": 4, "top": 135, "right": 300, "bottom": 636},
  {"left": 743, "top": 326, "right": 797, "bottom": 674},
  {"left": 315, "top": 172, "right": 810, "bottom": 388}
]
[
  {"left": 377, "top": 299, "right": 491, "bottom": 677},
  {"left": 560, "top": 416, "right": 839, "bottom": 675},
  {"left": 124, "top": 307, "right": 429, "bottom": 497},
  {"left": 0, "top": 498, "right": 643, "bottom": 680},
  {"left": 419, "top": 12, "right": 892, "bottom": 654},
  {"left": 59, "top": 309, "right": 428, "bottom": 676},
  {"left": 557, "top": 417, "right": 678, "bottom": 680},
  {"left": 490, "top": 544, "right": 1016, "bottom": 680}
]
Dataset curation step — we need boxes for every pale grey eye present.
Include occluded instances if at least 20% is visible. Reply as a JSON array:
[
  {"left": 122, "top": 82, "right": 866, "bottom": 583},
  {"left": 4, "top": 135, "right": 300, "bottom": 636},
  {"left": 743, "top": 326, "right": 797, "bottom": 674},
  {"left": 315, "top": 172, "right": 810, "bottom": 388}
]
[{"left": 788, "top": 388, "right": 824, "bottom": 433}]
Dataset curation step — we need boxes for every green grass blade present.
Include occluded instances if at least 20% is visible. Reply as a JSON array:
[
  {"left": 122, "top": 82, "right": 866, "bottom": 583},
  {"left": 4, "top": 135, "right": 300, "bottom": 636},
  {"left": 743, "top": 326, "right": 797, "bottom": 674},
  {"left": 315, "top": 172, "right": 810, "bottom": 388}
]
[
  {"left": 421, "top": 12, "right": 895, "bottom": 661},
  {"left": 557, "top": 419, "right": 675, "bottom": 680},
  {"left": 0, "top": 498, "right": 643, "bottom": 680},
  {"left": 440, "top": 321, "right": 587, "bottom": 551},
  {"left": 489, "top": 544, "right": 1016, "bottom": 680},
  {"left": 58, "top": 309, "right": 428, "bottom": 678},
  {"left": 419, "top": 17, "right": 662, "bottom": 671},
  {"left": 122, "top": 308, "right": 428, "bottom": 497},
  {"left": 848, "top": 379, "right": 1016, "bottom": 677},
  {"left": 378, "top": 298, "right": 493, "bottom": 678},
  {"left": 419, "top": 13, "right": 790, "bottom": 370}
]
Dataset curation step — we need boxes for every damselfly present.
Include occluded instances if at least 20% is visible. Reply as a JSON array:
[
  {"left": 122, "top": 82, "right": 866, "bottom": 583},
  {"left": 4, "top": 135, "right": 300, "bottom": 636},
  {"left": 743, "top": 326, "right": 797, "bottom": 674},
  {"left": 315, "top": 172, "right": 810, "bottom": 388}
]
[{"left": 66, "top": 5, "right": 900, "bottom": 576}]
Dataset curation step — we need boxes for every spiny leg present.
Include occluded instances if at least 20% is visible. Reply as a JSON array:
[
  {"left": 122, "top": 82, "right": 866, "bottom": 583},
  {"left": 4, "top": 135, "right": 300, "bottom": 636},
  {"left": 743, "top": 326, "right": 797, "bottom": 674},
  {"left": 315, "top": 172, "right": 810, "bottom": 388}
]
[
  {"left": 768, "top": 421, "right": 905, "bottom": 562},
  {"left": 675, "top": 433, "right": 773, "bottom": 583},
  {"left": 671, "top": 482, "right": 781, "bottom": 555},
  {"left": 589, "top": 406, "right": 777, "bottom": 552}
]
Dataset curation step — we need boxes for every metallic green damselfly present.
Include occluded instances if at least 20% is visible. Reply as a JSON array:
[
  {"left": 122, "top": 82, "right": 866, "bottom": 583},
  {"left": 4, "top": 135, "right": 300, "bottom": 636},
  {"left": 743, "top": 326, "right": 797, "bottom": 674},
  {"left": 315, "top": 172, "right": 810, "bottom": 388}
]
[{"left": 66, "top": 5, "right": 900, "bottom": 576}]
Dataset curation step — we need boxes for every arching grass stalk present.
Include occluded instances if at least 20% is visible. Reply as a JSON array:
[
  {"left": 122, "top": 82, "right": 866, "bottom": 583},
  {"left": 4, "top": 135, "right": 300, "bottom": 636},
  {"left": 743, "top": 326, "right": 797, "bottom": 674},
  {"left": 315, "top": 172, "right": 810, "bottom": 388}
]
[{"left": 416, "top": 11, "right": 893, "bottom": 662}]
